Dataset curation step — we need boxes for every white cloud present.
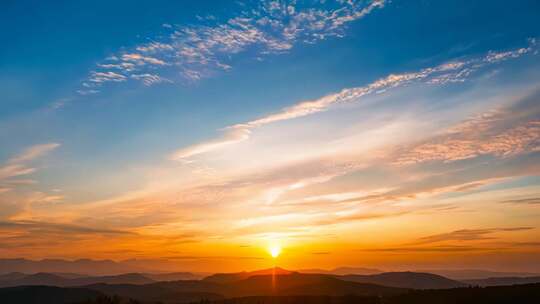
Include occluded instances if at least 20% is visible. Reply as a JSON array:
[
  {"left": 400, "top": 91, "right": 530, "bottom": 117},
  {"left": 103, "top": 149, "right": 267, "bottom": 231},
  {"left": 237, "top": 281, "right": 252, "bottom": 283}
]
[
  {"left": 89, "top": 71, "right": 127, "bottom": 83},
  {"left": 120, "top": 53, "right": 167, "bottom": 66},
  {"left": 81, "top": 0, "right": 387, "bottom": 91},
  {"left": 131, "top": 74, "right": 172, "bottom": 86},
  {"left": 171, "top": 43, "right": 537, "bottom": 160}
]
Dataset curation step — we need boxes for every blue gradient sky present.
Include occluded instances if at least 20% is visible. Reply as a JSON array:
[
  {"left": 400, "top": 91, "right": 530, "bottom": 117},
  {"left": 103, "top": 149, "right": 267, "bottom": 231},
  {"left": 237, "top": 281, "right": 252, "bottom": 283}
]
[{"left": 1, "top": 0, "right": 540, "bottom": 272}]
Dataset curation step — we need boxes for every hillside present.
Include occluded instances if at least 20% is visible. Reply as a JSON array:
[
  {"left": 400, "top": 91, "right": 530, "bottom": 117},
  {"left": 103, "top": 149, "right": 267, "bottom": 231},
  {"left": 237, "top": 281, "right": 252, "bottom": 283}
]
[
  {"left": 204, "top": 267, "right": 295, "bottom": 284},
  {"left": 340, "top": 272, "right": 466, "bottom": 289},
  {"left": 464, "top": 276, "right": 540, "bottom": 286},
  {"left": 0, "top": 286, "right": 103, "bottom": 304}
]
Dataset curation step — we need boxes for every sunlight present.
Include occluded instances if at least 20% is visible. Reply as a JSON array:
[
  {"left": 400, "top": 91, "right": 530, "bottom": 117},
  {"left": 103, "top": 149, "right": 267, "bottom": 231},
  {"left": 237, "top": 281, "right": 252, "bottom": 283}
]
[{"left": 269, "top": 244, "right": 281, "bottom": 258}]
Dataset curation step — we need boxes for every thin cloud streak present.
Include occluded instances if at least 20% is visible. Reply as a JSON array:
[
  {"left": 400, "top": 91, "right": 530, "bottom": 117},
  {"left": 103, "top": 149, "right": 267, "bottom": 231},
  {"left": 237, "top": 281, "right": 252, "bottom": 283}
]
[
  {"left": 0, "top": 143, "right": 60, "bottom": 182},
  {"left": 414, "top": 227, "right": 534, "bottom": 245},
  {"left": 171, "top": 42, "right": 538, "bottom": 161}
]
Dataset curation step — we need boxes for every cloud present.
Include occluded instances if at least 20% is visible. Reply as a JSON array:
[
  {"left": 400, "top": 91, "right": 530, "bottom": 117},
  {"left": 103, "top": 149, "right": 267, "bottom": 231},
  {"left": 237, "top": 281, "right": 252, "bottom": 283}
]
[
  {"left": 120, "top": 53, "right": 167, "bottom": 66},
  {"left": 0, "top": 164, "right": 36, "bottom": 180},
  {"left": 80, "top": 0, "right": 387, "bottom": 90},
  {"left": 415, "top": 227, "right": 534, "bottom": 244},
  {"left": 130, "top": 73, "right": 172, "bottom": 86},
  {"left": 171, "top": 42, "right": 537, "bottom": 160},
  {"left": 171, "top": 127, "right": 251, "bottom": 160},
  {"left": 394, "top": 117, "right": 540, "bottom": 165},
  {"left": 7, "top": 143, "right": 60, "bottom": 164},
  {"left": 88, "top": 71, "right": 127, "bottom": 84},
  {"left": 0, "top": 220, "right": 135, "bottom": 236},
  {"left": 501, "top": 197, "right": 540, "bottom": 205},
  {"left": 0, "top": 143, "right": 60, "bottom": 181},
  {"left": 361, "top": 245, "right": 500, "bottom": 253}
]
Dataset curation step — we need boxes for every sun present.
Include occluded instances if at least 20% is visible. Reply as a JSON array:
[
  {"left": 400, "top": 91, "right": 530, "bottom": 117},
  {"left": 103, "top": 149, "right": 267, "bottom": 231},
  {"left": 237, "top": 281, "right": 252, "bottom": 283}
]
[{"left": 269, "top": 244, "right": 281, "bottom": 258}]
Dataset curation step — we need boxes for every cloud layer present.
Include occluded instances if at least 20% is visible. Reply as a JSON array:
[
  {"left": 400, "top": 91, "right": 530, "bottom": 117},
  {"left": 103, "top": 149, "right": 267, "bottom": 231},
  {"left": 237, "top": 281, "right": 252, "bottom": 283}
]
[{"left": 78, "top": 0, "right": 386, "bottom": 94}]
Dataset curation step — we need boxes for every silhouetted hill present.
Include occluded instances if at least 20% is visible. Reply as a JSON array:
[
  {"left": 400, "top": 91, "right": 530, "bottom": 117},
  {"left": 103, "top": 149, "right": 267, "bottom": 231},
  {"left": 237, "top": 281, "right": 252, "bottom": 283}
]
[
  {"left": 204, "top": 268, "right": 295, "bottom": 284},
  {"left": 5, "top": 280, "right": 538, "bottom": 304},
  {"left": 340, "top": 271, "right": 466, "bottom": 289},
  {"left": 0, "top": 272, "right": 69, "bottom": 287},
  {"left": 87, "top": 281, "right": 223, "bottom": 303},
  {"left": 220, "top": 273, "right": 404, "bottom": 297},
  {"left": 0, "top": 272, "right": 154, "bottom": 287},
  {"left": 464, "top": 276, "right": 540, "bottom": 286},
  {"left": 0, "top": 272, "right": 27, "bottom": 281},
  {"left": 0, "top": 285, "right": 103, "bottom": 304},
  {"left": 299, "top": 267, "right": 383, "bottom": 275},
  {"left": 208, "top": 295, "right": 381, "bottom": 304},
  {"left": 193, "top": 283, "right": 540, "bottom": 304},
  {"left": 143, "top": 272, "right": 200, "bottom": 281},
  {"left": 421, "top": 269, "right": 540, "bottom": 280},
  {"left": 84, "top": 273, "right": 403, "bottom": 303},
  {"left": 385, "top": 283, "right": 540, "bottom": 304}
]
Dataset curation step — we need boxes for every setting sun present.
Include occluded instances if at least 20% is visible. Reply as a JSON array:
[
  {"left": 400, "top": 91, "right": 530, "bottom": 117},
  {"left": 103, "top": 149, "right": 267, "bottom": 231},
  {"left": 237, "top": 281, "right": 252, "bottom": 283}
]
[{"left": 269, "top": 245, "right": 281, "bottom": 258}]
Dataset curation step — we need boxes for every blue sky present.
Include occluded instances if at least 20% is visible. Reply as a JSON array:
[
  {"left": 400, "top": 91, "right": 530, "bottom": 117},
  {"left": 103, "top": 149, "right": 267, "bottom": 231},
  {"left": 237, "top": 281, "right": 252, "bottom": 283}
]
[{"left": 1, "top": 0, "right": 540, "bottom": 271}]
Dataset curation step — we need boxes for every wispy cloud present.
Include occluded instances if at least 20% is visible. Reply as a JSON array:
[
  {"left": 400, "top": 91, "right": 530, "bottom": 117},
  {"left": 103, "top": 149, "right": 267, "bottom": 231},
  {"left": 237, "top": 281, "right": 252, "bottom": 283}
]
[
  {"left": 171, "top": 41, "right": 538, "bottom": 160},
  {"left": 130, "top": 74, "right": 172, "bottom": 86},
  {"left": 0, "top": 220, "right": 135, "bottom": 236},
  {"left": 394, "top": 120, "right": 540, "bottom": 165},
  {"left": 0, "top": 143, "right": 60, "bottom": 182},
  {"left": 501, "top": 197, "right": 540, "bottom": 205},
  {"left": 7, "top": 143, "right": 60, "bottom": 164},
  {"left": 80, "top": 0, "right": 386, "bottom": 91},
  {"left": 415, "top": 227, "right": 534, "bottom": 244}
]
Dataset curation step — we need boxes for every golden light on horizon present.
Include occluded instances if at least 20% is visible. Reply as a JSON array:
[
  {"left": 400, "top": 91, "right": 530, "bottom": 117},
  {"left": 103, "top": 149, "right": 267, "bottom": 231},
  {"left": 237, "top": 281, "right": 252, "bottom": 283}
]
[{"left": 269, "top": 244, "right": 281, "bottom": 258}]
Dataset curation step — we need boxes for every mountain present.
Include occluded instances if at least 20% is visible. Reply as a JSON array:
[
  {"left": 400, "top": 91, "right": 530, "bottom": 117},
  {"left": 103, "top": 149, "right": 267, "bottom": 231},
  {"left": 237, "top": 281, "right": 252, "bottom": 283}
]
[
  {"left": 0, "top": 258, "right": 143, "bottom": 276},
  {"left": 0, "top": 272, "right": 27, "bottom": 281},
  {"left": 0, "top": 272, "right": 155, "bottom": 287},
  {"left": 143, "top": 271, "right": 200, "bottom": 281},
  {"left": 0, "top": 285, "right": 103, "bottom": 304},
  {"left": 86, "top": 273, "right": 403, "bottom": 303},
  {"left": 4, "top": 283, "right": 540, "bottom": 304},
  {"left": 87, "top": 282, "right": 223, "bottom": 303},
  {"left": 340, "top": 272, "right": 466, "bottom": 289},
  {"left": 464, "top": 276, "right": 540, "bottom": 286},
  {"left": 205, "top": 283, "right": 540, "bottom": 304},
  {"left": 220, "top": 273, "right": 404, "bottom": 297},
  {"left": 421, "top": 269, "right": 540, "bottom": 280},
  {"left": 299, "top": 267, "right": 383, "bottom": 275},
  {"left": 204, "top": 267, "right": 295, "bottom": 283}
]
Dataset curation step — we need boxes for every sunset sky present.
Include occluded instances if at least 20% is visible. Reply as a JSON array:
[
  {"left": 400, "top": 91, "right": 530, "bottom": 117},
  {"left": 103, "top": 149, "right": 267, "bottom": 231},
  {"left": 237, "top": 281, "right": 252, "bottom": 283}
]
[{"left": 1, "top": 0, "right": 540, "bottom": 273}]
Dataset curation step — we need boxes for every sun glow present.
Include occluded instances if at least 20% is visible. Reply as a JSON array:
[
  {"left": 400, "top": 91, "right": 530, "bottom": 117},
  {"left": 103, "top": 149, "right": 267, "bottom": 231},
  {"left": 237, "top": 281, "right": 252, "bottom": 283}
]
[{"left": 269, "top": 244, "right": 281, "bottom": 258}]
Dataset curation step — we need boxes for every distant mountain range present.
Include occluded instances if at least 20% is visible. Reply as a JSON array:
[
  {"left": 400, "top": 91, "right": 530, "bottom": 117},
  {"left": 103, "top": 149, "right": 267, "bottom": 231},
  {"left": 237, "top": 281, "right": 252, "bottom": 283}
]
[
  {"left": 2, "top": 261, "right": 540, "bottom": 304},
  {"left": 299, "top": 266, "right": 383, "bottom": 275},
  {"left": 0, "top": 272, "right": 154, "bottom": 288},
  {"left": 419, "top": 268, "right": 540, "bottom": 280},
  {"left": 2, "top": 259, "right": 537, "bottom": 281},
  {"left": 0, "top": 258, "right": 146, "bottom": 276},
  {"left": 0, "top": 258, "right": 205, "bottom": 278}
]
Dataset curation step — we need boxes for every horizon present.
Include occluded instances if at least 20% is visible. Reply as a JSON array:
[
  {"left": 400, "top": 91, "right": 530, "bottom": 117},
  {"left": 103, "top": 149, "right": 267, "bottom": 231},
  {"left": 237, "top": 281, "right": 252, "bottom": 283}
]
[{"left": 1, "top": 0, "right": 540, "bottom": 275}]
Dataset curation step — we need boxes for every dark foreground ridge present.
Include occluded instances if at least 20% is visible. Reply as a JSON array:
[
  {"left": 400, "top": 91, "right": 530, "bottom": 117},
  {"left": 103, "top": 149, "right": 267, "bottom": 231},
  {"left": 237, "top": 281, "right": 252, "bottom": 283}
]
[
  {"left": 206, "top": 283, "right": 540, "bottom": 304},
  {"left": 1, "top": 283, "right": 540, "bottom": 304}
]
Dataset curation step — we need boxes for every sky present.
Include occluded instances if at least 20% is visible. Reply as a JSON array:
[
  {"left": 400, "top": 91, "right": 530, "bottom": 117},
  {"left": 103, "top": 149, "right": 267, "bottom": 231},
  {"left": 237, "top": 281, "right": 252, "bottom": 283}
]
[{"left": 1, "top": 0, "right": 540, "bottom": 273}]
